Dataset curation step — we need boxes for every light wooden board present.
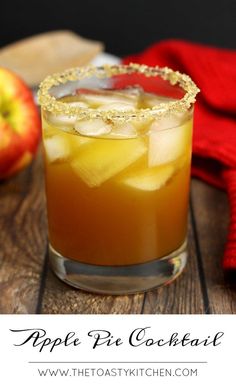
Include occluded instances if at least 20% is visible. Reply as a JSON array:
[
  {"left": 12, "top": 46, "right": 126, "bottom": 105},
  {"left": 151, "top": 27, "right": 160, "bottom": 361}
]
[{"left": 0, "top": 30, "right": 104, "bottom": 86}]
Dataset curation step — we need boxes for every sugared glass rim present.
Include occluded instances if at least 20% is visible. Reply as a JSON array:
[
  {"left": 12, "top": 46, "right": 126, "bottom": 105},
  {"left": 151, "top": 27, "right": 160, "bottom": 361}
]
[{"left": 38, "top": 63, "right": 200, "bottom": 122}]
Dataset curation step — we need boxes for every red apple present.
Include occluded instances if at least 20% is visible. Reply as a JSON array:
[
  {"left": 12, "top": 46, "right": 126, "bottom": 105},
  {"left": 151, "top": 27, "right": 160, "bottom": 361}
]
[{"left": 0, "top": 67, "right": 41, "bottom": 179}]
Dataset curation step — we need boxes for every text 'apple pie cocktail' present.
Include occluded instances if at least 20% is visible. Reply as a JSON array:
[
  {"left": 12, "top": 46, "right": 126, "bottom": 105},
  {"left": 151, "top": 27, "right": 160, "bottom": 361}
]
[{"left": 38, "top": 64, "right": 199, "bottom": 294}]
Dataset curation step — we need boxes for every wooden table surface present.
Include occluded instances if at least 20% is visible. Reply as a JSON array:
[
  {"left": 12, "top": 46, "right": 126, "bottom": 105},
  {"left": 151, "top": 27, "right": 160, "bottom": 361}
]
[{"left": 0, "top": 150, "right": 236, "bottom": 314}]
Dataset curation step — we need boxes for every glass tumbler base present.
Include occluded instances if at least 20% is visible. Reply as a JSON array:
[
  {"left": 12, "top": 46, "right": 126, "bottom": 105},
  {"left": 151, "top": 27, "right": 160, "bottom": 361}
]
[{"left": 49, "top": 240, "right": 187, "bottom": 295}]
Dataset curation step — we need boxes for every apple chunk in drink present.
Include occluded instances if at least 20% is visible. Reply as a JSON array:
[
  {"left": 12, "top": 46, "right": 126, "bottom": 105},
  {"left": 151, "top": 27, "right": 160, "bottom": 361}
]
[{"left": 38, "top": 63, "right": 198, "bottom": 293}]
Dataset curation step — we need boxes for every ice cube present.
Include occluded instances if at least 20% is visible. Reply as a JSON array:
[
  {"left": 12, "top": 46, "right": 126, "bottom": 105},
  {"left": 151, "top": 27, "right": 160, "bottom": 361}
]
[
  {"left": 97, "top": 102, "right": 136, "bottom": 111},
  {"left": 150, "top": 111, "right": 188, "bottom": 131},
  {"left": 109, "top": 122, "right": 138, "bottom": 138},
  {"left": 74, "top": 119, "right": 112, "bottom": 137},
  {"left": 49, "top": 113, "right": 77, "bottom": 126},
  {"left": 70, "top": 138, "right": 147, "bottom": 187},
  {"left": 47, "top": 100, "right": 88, "bottom": 127},
  {"left": 44, "top": 135, "right": 70, "bottom": 163},
  {"left": 120, "top": 164, "right": 174, "bottom": 191},
  {"left": 77, "top": 88, "right": 138, "bottom": 108},
  {"left": 148, "top": 119, "right": 192, "bottom": 167},
  {"left": 143, "top": 93, "right": 174, "bottom": 108},
  {"left": 59, "top": 95, "right": 88, "bottom": 108}
]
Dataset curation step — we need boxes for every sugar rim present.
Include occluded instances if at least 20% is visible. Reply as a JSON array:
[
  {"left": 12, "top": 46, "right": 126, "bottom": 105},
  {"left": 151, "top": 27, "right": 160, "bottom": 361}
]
[{"left": 38, "top": 63, "right": 200, "bottom": 122}]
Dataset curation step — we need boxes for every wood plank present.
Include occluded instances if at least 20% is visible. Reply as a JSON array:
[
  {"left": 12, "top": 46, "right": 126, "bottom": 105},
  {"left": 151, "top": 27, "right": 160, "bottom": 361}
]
[
  {"left": 142, "top": 209, "right": 205, "bottom": 314},
  {"left": 0, "top": 151, "right": 47, "bottom": 313},
  {"left": 191, "top": 178, "right": 236, "bottom": 314},
  {"left": 41, "top": 268, "right": 144, "bottom": 314}
]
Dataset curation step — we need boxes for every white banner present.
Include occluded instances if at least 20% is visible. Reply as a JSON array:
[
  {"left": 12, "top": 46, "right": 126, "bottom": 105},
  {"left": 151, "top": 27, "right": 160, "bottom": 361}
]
[{"left": 0, "top": 315, "right": 234, "bottom": 384}]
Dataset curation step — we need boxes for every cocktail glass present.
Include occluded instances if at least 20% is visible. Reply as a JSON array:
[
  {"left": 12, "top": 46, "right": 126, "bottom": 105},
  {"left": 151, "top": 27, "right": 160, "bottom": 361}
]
[{"left": 38, "top": 64, "right": 199, "bottom": 294}]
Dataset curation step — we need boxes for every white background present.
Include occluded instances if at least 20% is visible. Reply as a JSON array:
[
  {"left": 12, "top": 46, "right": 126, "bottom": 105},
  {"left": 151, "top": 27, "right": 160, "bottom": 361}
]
[{"left": 0, "top": 315, "right": 234, "bottom": 384}]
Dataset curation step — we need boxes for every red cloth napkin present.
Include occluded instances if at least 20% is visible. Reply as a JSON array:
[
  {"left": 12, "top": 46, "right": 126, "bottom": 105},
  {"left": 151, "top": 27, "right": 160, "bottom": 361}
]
[{"left": 123, "top": 39, "right": 236, "bottom": 271}]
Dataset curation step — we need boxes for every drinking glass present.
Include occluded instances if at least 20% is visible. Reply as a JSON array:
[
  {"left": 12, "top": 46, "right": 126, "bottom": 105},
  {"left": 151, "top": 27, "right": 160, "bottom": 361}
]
[{"left": 38, "top": 64, "right": 199, "bottom": 294}]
